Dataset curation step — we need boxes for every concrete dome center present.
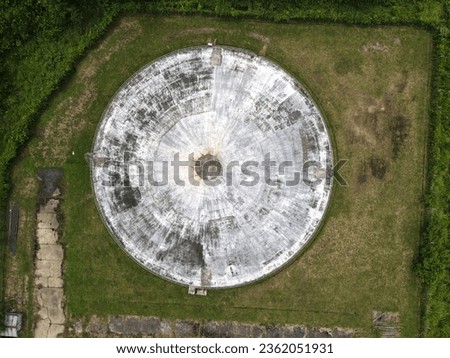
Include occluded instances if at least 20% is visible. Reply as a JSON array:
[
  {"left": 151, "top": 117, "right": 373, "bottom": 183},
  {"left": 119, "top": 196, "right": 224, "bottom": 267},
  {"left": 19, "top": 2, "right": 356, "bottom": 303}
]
[{"left": 194, "top": 153, "right": 223, "bottom": 180}]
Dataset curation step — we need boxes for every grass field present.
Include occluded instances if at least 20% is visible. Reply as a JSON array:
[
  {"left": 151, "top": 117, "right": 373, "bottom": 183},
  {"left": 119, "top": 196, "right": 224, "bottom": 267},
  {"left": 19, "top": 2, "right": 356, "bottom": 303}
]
[{"left": 5, "top": 15, "right": 432, "bottom": 337}]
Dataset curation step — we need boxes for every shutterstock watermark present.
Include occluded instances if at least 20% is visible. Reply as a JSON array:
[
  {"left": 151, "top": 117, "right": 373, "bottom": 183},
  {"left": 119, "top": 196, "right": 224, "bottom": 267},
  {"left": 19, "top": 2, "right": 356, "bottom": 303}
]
[{"left": 88, "top": 152, "right": 348, "bottom": 188}]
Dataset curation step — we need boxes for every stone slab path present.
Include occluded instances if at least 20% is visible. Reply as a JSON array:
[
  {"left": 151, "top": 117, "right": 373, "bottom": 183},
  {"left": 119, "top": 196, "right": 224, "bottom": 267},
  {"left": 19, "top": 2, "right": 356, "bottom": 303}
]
[{"left": 34, "top": 189, "right": 66, "bottom": 337}]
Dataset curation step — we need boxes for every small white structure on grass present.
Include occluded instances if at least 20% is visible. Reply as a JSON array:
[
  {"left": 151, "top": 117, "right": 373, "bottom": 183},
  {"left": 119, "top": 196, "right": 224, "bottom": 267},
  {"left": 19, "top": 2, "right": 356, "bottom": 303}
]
[{"left": 1, "top": 312, "right": 23, "bottom": 337}]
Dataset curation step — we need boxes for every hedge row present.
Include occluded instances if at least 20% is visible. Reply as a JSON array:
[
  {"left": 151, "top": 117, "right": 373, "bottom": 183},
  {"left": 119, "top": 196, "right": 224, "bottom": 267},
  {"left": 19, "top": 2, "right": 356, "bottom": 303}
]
[
  {"left": 0, "top": 0, "right": 448, "bottom": 336},
  {"left": 415, "top": 1, "right": 450, "bottom": 336},
  {"left": 127, "top": 0, "right": 442, "bottom": 26}
]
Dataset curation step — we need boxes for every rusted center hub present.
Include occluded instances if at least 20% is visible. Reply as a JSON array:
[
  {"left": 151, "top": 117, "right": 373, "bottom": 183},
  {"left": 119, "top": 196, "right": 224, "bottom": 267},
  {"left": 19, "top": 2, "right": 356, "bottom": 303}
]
[{"left": 195, "top": 154, "right": 223, "bottom": 180}]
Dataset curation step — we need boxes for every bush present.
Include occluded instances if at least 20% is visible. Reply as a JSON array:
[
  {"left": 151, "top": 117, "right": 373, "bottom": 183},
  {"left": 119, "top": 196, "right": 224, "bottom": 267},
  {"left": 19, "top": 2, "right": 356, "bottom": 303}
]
[{"left": 416, "top": 21, "right": 450, "bottom": 336}]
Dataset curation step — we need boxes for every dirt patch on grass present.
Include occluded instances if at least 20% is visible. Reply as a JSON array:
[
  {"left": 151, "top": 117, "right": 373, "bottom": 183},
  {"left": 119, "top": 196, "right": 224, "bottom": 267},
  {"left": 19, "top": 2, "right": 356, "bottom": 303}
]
[
  {"left": 389, "top": 115, "right": 410, "bottom": 159},
  {"left": 357, "top": 156, "right": 388, "bottom": 182},
  {"left": 82, "top": 17, "right": 142, "bottom": 80},
  {"left": 249, "top": 32, "right": 270, "bottom": 44},
  {"left": 363, "top": 41, "right": 389, "bottom": 53},
  {"left": 259, "top": 43, "right": 269, "bottom": 56},
  {"left": 345, "top": 79, "right": 412, "bottom": 164},
  {"left": 369, "top": 156, "right": 387, "bottom": 179},
  {"left": 18, "top": 177, "right": 39, "bottom": 198},
  {"left": 166, "top": 27, "right": 223, "bottom": 41}
]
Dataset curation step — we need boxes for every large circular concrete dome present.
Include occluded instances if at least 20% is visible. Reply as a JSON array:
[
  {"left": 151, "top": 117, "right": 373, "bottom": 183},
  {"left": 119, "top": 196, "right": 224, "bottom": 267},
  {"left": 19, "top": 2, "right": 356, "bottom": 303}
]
[{"left": 90, "top": 46, "right": 333, "bottom": 288}]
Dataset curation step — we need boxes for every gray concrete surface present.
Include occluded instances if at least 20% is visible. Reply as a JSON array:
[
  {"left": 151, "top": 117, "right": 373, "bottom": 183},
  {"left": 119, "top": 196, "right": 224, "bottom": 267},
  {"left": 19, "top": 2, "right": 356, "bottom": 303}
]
[
  {"left": 91, "top": 46, "right": 333, "bottom": 288},
  {"left": 75, "top": 315, "right": 353, "bottom": 338}
]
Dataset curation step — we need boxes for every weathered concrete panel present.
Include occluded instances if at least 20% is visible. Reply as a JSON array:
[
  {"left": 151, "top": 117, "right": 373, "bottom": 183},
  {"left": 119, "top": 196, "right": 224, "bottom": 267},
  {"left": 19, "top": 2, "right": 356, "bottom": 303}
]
[{"left": 91, "top": 46, "right": 333, "bottom": 288}]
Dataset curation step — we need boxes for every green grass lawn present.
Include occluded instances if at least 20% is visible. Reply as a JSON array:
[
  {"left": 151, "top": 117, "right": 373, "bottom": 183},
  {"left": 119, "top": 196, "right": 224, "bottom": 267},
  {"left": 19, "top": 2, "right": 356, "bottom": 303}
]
[{"left": 7, "top": 15, "right": 432, "bottom": 337}]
